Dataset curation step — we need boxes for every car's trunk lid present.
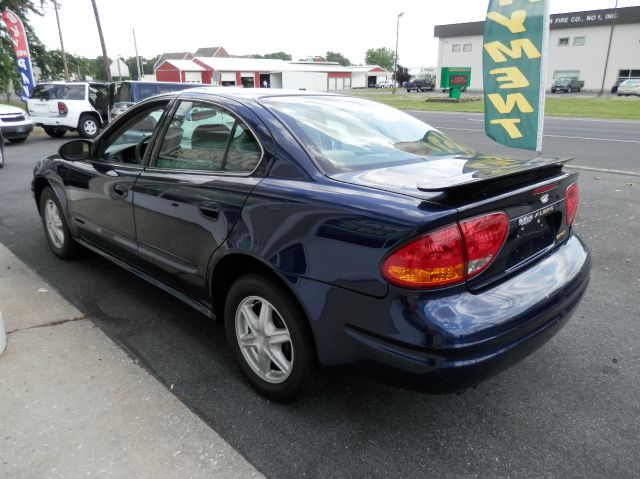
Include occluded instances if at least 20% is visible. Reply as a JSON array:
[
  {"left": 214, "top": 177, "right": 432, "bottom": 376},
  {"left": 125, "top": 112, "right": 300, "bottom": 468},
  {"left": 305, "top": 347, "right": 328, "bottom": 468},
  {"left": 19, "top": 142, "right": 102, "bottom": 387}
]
[{"left": 329, "top": 154, "right": 577, "bottom": 290}]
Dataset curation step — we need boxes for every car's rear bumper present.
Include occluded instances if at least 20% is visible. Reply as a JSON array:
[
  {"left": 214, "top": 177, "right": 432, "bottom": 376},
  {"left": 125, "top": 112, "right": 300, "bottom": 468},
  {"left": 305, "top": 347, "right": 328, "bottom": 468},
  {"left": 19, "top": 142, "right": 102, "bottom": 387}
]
[
  {"left": 1, "top": 122, "right": 33, "bottom": 139},
  {"left": 293, "top": 234, "right": 590, "bottom": 390}
]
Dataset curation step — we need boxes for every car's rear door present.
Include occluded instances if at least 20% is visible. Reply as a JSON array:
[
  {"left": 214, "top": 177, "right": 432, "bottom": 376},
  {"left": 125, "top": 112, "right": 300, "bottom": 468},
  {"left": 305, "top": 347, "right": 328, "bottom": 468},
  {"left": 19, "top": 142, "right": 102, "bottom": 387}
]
[
  {"left": 132, "top": 97, "right": 267, "bottom": 302},
  {"left": 65, "top": 99, "right": 170, "bottom": 264}
]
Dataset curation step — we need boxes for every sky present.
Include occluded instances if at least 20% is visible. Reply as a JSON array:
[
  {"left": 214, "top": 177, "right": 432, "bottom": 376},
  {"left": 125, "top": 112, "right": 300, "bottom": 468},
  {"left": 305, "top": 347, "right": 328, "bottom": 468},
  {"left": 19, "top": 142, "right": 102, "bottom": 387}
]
[{"left": 26, "top": 0, "right": 639, "bottom": 68}]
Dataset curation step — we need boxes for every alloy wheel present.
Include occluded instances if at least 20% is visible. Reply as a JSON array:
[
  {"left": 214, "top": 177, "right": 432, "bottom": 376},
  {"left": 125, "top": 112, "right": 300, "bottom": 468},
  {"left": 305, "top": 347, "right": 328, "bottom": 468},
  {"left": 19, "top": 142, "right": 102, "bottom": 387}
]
[
  {"left": 235, "top": 296, "right": 294, "bottom": 384},
  {"left": 44, "top": 199, "right": 65, "bottom": 248},
  {"left": 83, "top": 119, "right": 98, "bottom": 136}
]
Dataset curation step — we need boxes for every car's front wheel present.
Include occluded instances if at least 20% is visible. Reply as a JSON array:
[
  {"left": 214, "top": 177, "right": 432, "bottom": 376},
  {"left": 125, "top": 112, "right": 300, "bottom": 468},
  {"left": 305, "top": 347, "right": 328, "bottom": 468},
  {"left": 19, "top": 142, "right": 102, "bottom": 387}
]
[
  {"left": 8, "top": 137, "right": 27, "bottom": 144},
  {"left": 224, "top": 274, "right": 320, "bottom": 402},
  {"left": 78, "top": 114, "right": 100, "bottom": 139},
  {"left": 39, "top": 187, "right": 80, "bottom": 259}
]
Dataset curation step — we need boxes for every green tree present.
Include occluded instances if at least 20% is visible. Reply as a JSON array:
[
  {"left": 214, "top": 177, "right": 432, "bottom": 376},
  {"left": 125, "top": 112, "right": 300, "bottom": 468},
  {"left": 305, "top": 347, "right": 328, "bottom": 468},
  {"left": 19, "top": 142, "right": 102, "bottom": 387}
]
[
  {"left": 0, "top": 0, "right": 55, "bottom": 95},
  {"left": 263, "top": 51, "right": 292, "bottom": 61},
  {"left": 326, "top": 51, "right": 351, "bottom": 67},
  {"left": 364, "top": 47, "right": 395, "bottom": 72},
  {"left": 395, "top": 64, "right": 411, "bottom": 85}
]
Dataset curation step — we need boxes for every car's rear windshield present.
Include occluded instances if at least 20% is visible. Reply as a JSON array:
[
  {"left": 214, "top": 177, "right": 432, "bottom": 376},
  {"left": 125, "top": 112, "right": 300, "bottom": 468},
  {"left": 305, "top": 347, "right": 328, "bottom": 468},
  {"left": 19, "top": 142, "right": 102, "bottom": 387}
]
[{"left": 261, "top": 96, "right": 474, "bottom": 174}]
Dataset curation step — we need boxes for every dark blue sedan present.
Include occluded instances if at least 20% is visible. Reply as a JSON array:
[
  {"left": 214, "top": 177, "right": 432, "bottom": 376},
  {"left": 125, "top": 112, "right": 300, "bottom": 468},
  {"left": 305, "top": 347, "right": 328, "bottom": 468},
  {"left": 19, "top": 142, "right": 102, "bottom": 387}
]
[{"left": 32, "top": 88, "right": 590, "bottom": 401}]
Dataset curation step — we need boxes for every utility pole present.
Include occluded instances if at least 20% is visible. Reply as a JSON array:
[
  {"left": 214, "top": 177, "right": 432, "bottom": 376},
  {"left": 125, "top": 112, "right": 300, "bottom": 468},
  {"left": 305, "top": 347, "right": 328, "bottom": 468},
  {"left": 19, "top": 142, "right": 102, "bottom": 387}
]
[
  {"left": 90, "top": 0, "right": 112, "bottom": 82},
  {"left": 599, "top": 0, "right": 619, "bottom": 97},
  {"left": 132, "top": 28, "right": 142, "bottom": 80},
  {"left": 52, "top": 0, "right": 69, "bottom": 81},
  {"left": 392, "top": 12, "right": 404, "bottom": 95}
]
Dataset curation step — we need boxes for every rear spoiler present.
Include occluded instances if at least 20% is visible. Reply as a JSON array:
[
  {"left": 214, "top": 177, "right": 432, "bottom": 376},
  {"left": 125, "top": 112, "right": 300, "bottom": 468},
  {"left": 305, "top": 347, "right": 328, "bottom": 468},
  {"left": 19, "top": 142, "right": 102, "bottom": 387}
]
[{"left": 417, "top": 157, "right": 574, "bottom": 192}]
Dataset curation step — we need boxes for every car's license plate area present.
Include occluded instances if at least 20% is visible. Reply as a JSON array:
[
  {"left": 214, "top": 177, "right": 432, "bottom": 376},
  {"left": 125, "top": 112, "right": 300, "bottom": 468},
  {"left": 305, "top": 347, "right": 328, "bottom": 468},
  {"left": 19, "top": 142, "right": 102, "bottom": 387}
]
[{"left": 505, "top": 207, "right": 560, "bottom": 270}]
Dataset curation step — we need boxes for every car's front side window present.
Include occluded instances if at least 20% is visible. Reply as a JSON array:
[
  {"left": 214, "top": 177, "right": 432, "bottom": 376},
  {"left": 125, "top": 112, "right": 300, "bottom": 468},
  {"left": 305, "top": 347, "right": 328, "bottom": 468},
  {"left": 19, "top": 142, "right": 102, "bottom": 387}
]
[
  {"left": 154, "top": 100, "right": 261, "bottom": 173},
  {"left": 98, "top": 102, "right": 168, "bottom": 165}
]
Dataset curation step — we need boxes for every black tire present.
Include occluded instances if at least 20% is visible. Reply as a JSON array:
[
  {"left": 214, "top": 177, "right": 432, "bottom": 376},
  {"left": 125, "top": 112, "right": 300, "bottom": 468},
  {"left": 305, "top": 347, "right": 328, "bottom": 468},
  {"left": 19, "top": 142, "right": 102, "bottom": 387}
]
[
  {"left": 224, "top": 274, "right": 320, "bottom": 402},
  {"left": 44, "top": 127, "right": 66, "bottom": 138},
  {"left": 39, "top": 187, "right": 80, "bottom": 259},
  {"left": 0, "top": 146, "right": 4, "bottom": 169},
  {"left": 8, "top": 137, "right": 27, "bottom": 144},
  {"left": 77, "top": 114, "right": 101, "bottom": 139}
]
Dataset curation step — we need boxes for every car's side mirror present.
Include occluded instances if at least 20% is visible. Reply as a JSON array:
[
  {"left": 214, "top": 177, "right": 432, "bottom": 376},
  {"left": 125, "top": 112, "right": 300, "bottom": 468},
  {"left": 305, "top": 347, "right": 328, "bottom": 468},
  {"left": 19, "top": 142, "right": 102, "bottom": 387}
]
[{"left": 59, "top": 139, "right": 92, "bottom": 161}]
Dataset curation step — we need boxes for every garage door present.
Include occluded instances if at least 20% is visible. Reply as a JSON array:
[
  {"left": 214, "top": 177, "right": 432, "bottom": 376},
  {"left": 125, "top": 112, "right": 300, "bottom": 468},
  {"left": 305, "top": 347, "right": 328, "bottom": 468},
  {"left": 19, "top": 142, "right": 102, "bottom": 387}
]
[
  {"left": 221, "top": 72, "right": 236, "bottom": 82},
  {"left": 184, "top": 71, "right": 201, "bottom": 83}
]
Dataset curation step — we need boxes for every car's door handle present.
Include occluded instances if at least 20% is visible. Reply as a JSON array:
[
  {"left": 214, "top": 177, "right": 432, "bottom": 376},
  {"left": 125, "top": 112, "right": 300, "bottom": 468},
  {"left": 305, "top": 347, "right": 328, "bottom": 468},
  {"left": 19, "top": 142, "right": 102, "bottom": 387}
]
[
  {"left": 199, "top": 203, "right": 220, "bottom": 220},
  {"left": 113, "top": 183, "right": 128, "bottom": 198}
]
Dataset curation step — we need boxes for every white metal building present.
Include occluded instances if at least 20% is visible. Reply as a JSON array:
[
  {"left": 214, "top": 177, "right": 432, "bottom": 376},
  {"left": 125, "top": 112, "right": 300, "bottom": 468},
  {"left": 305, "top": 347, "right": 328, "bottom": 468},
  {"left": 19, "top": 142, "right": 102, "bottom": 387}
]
[
  {"left": 347, "top": 66, "right": 391, "bottom": 88},
  {"left": 434, "top": 6, "right": 640, "bottom": 91}
]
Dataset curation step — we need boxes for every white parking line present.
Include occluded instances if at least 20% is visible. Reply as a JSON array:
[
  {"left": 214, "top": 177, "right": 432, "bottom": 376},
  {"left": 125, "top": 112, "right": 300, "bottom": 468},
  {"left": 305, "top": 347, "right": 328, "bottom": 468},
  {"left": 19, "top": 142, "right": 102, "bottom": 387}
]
[
  {"left": 408, "top": 110, "right": 640, "bottom": 124},
  {"left": 567, "top": 165, "right": 640, "bottom": 177},
  {"left": 438, "top": 127, "right": 640, "bottom": 144}
]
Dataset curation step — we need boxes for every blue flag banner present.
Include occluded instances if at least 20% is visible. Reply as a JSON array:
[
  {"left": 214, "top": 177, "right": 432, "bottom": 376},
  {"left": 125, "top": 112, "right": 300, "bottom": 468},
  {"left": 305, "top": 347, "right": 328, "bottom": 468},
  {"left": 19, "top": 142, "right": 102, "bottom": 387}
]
[{"left": 2, "top": 8, "right": 36, "bottom": 102}]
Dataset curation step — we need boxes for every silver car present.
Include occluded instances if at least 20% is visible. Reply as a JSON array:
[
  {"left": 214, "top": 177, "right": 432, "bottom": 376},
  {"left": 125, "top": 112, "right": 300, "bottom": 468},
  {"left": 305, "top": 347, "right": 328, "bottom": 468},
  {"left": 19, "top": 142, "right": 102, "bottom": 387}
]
[{"left": 617, "top": 79, "right": 640, "bottom": 97}]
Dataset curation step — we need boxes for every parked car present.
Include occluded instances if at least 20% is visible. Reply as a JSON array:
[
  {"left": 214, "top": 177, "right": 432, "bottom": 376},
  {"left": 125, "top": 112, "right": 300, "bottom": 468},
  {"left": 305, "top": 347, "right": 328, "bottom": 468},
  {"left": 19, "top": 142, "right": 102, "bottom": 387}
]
[
  {"left": 27, "top": 81, "right": 110, "bottom": 139},
  {"left": 109, "top": 80, "right": 202, "bottom": 121},
  {"left": 617, "top": 79, "right": 640, "bottom": 97},
  {"left": 32, "top": 88, "right": 591, "bottom": 401},
  {"left": 551, "top": 77, "right": 584, "bottom": 93},
  {"left": 376, "top": 80, "right": 395, "bottom": 89},
  {"left": 406, "top": 79, "right": 435, "bottom": 92},
  {"left": 0, "top": 128, "right": 4, "bottom": 169},
  {"left": 0, "top": 103, "right": 33, "bottom": 143}
]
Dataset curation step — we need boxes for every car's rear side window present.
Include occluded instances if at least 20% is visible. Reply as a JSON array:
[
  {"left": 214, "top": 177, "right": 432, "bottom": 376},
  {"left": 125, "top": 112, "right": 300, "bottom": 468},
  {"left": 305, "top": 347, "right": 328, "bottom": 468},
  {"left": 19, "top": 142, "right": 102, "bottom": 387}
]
[
  {"left": 155, "top": 100, "right": 262, "bottom": 173},
  {"left": 30, "top": 84, "right": 60, "bottom": 100},
  {"left": 62, "top": 85, "right": 86, "bottom": 100}
]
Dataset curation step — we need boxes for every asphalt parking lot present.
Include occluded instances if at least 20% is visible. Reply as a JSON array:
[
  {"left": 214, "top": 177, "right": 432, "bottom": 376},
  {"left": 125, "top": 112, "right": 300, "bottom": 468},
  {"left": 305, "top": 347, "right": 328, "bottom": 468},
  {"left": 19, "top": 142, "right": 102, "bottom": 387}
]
[{"left": 1, "top": 117, "right": 639, "bottom": 478}]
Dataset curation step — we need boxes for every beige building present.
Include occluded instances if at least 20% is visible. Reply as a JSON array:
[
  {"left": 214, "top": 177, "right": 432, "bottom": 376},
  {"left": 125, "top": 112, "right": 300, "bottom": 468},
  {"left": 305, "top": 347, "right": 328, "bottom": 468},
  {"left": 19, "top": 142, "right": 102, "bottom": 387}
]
[{"left": 434, "top": 6, "right": 640, "bottom": 91}]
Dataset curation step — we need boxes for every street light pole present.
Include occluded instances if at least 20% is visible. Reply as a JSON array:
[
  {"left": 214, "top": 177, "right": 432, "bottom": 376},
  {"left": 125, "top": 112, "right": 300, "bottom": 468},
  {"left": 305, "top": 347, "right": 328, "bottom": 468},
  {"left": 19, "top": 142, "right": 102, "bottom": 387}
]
[
  {"left": 599, "top": 0, "right": 619, "bottom": 97},
  {"left": 392, "top": 12, "right": 404, "bottom": 95},
  {"left": 90, "top": 0, "right": 112, "bottom": 82},
  {"left": 52, "top": 0, "right": 69, "bottom": 81}
]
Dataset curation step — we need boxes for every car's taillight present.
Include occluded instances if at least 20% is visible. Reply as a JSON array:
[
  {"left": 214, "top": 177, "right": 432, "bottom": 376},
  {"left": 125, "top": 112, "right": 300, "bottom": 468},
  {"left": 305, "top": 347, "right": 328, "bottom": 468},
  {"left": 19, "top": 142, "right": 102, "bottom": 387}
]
[
  {"left": 382, "top": 225, "right": 465, "bottom": 289},
  {"left": 58, "top": 102, "right": 68, "bottom": 115},
  {"left": 382, "top": 212, "right": 509, "bottom": 289},
  {"left": 566, "top": 183, "right": 579, "bottom": 226},
  {"left": 459, "top": 212, "right": 509, "bottom": 279}
]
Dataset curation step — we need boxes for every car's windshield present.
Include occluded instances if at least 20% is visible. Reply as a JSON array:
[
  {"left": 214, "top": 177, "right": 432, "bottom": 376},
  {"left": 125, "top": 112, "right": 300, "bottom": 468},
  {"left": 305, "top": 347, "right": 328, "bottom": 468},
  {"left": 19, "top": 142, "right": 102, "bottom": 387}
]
[
  {"left": 622, "top": 80, "right": 640, "bottom": 86},
  {"left": 261, "top": 96, "right": 474, "bottom": 173}
]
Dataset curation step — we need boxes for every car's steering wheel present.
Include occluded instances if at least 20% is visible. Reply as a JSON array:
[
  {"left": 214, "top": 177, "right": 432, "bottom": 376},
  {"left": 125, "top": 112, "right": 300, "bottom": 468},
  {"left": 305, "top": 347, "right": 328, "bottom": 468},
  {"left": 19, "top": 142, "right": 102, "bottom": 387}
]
[{"left": 135, "top": 134, "right": 153, "bottom": 164}]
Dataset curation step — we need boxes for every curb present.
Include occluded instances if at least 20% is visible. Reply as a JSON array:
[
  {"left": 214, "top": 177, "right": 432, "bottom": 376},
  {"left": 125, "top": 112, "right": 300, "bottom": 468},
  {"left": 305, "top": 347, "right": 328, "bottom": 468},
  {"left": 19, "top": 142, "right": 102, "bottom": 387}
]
[{"left": 0, "top": 311, "right": 6, "bottom": 355}]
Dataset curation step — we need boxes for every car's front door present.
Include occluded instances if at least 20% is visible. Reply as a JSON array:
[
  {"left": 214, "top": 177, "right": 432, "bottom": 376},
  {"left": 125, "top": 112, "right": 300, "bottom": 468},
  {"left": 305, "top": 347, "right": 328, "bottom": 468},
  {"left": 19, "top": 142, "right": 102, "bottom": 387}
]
[
  {"left": 133, "top": 98, "right": 266, "bottom": 302},
  {"left": 65, "top": 99, "right": 169, "bottom": 263}
]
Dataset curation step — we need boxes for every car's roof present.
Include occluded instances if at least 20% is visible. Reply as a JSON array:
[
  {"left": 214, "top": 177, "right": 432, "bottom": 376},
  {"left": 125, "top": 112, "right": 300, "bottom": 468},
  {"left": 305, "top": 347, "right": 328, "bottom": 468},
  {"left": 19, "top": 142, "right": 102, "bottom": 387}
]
[{"left": 181, "top": 87, "right": 337, "bottom": 102}]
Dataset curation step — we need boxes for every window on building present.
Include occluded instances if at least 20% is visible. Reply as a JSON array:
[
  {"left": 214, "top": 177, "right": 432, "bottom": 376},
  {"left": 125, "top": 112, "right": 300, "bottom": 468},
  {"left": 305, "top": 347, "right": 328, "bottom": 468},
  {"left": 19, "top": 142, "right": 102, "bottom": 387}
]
[
  {"left": 558, "top": 37, "right": 570, "bottom": 47},
  {"left": 463, "top": 44, "right": 472, "bottom": 52},
  {"left": 452, "top": 44, "right": 461, "bottom": 53},
  {"left": 573, "top": 36, "right": 586, "bottom": 46}
]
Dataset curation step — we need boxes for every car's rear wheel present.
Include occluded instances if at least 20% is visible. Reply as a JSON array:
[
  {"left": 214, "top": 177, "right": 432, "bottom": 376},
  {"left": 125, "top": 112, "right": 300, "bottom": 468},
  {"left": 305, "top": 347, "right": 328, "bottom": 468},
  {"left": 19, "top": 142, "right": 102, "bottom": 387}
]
[
  {"left": 78, "top": 114, "right": 100, "bottom": 139},
  {"left": 39, "top": 187, "right": 80, "bottom": 259},
  {"left": 224, "top": 274, "right": 320, "bottom": 402},
  {"left": 43, "top": 127, "right": 66, "bottom": 138}
]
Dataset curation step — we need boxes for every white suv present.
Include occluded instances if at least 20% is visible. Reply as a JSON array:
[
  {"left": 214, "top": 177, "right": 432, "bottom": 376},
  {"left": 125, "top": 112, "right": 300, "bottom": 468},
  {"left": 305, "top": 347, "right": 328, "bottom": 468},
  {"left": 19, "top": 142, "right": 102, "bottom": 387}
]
[{"left": 27, "top": 82, "right": 109, "bottom": 139}]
